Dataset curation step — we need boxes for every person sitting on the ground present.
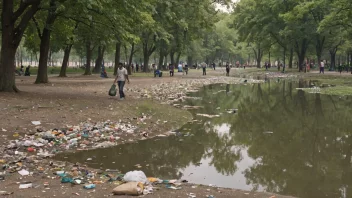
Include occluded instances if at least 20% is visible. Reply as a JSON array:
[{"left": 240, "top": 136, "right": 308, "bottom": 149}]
[
  {"left": 100, "top": 64, "right": 108, "bottom": 78},
  {"left": 25, "top": 65, "right": 31, "bottom": 76}
]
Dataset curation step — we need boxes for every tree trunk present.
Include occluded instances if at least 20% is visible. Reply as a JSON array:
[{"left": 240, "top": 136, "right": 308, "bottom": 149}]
[
  {"left": 35, "top": 27, "right": 51, "bottom": 84},
  {"left": 164, "top": 55, "right": 168, "bottom": 70},
  {"left": 187, "top": 56, "right": 193, "bottom": 70},
  {"left": 329, "top": 50, "right": 336, "bottom": 71},
  {"left": 35, "top": 0, "right": 57, "bottom": 84},
  {"left": 93, "top": 46, "right": 104, "bottom": 74},
  {"left": 158, "top": 49, "right": 164, "bottom": 70},
  {"left": 114, "top": 42, "right": 121, "bottom": 76},
  {"left": 127, "top": 43, "right": 135, "bottom": 75},
  {"left": 59, "top": 44, "right": 72, "bottom": 77},
  {"left": 295, "top": 39, "right": 308, "bottom": 72},
  {"left": 175, "top": 52, "right": 181, "bottom": 67},
  {"left": 289, "top": 48, "right": 293, "bottom": 68},
  {"left": 315, "top": 37, "right": 325, "bottom": 70},
  {"left": 84, "top": 41, "right": 93, "bottom": 75},
  {"left": 143, "top": 55, "right": 149, "bottom": 73},
  {"left": 170, "top": 51, "right": 175, "bottom": 66}
]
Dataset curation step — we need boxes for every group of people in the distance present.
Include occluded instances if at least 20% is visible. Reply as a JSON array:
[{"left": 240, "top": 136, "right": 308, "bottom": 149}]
[{"left": 15, "top": 65, "right": 31, "bottom": 76}]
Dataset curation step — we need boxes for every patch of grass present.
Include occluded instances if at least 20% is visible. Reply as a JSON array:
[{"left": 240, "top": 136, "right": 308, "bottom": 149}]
[{"left": 321, "top": 86, "right": 352, "bottom": 96}]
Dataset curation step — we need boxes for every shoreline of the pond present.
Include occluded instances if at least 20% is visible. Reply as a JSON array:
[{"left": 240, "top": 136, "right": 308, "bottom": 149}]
[{"left": 1, "top": 77, "right": 295, "bottom": 198}]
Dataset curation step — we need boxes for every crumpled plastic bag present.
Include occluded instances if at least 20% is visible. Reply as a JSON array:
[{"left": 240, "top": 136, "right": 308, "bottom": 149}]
[
  {"left": 123, "top": 170, "right": 148, "bottom": 183},
  {"left": 112, "top": 182, "right": 144, "bottom": 195}
]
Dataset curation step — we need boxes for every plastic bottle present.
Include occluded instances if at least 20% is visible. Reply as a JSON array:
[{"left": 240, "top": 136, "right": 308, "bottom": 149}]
[{"left": 83, "top": 184, "right": 96, "bottom": 189}]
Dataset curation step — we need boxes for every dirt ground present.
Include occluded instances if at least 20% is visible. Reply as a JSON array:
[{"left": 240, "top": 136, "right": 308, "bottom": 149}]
[{"left": 0, "top": 69, "right": 293, "bottom": 198}]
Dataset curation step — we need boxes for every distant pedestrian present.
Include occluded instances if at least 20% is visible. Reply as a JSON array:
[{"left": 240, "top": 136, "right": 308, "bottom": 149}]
[
  {"left": 320, "top": 60, "right": 325, "bottom": 74},
  {"left": 169, "top": 64, "right": 174, "bottom": 77},
  {"left": 113, "top": 63, "right": 130, "bottom": 100},
  {"left": 225, "top": 62, "right": 230, "bottom": 76},
  {"left": 202, "top": 63, "right": 207, "bottom": 75},
  {"left": 265, "top": 62, "right": 268, "bottom": 70},
  {"left": 152, "top": 64, "right": 157, "bottom": 77},
  {"left": 184, "top": 64, "right": 189, "bottom": 75},
  {"left": 212, "top": 62, "right": 216, "bottom": 70},
  {"left": 136, "top": 64, "right": 139, "bottom": 72}
]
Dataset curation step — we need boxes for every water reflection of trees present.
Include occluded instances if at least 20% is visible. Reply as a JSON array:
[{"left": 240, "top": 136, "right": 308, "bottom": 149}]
[
  {"left": 230, "top": 82, "right": 352, "bottom": 198},
  {"left": 57, "top": 82, "right": 352, "bottom": 198},
  {"left": 189, "top": 82, "right": 352, "bottom": 198}
]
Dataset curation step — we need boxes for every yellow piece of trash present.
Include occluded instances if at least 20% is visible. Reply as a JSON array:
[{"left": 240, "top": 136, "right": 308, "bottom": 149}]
[{"left": 147, "top": 177, "right": 159, "bottom": 183}]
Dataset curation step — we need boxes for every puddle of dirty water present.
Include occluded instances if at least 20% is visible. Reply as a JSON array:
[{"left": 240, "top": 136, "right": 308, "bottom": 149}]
[{"left": 55, "top": 80, "right": 352, "bottom": 198}]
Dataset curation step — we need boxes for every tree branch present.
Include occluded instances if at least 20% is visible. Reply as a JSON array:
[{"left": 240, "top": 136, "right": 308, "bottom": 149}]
[
  {"left": 32, "top": 16, "right": 42, "bottom": 39},
  {"left": 13, "top": 2, "right": 40, "bottom": 46},
  {"left": 13, "top": 0, "right": 41, "bottom": 21}
]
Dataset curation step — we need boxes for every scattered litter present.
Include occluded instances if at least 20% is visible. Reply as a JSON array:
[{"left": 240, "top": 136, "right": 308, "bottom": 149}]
[
  {"left": 123, "top": 171, "right": 148, "bottom": 183},
  {"left": 0, "top": 191, "right": 13, "bottom": 195},
  {"left": 188, "top": 192, "right": 196, "bottom": 198},
  {"left": 31, "top": 121, "right": 41, "bottom": 125},
  {"left": 196, "top": 114, "right": 220, "bottom": 118},
  {"left": 83, "top": 184, "right": 96, "bottom": 189},
  {"left": 19, "top": 183, "right": 33, "bottom": 189},
  {"left": 1, "top": 128, "right": 7, "bottom": 132},
  {"left": 18, "top": 169, "right": 30, "bottom": 176},
  {"left": 113, "top": 182, "right": 144, "bottom": 195}
]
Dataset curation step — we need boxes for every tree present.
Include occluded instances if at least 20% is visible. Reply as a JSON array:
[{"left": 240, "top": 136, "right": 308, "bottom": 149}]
[{"left": 0, "top": 0, "right": 41, "bottom": 91}]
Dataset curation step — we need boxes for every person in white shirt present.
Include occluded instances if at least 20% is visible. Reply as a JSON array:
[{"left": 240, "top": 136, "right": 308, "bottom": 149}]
[
  {"left": 113, "top": 63, "right": 130, "bottom": 100},
  {"left": 320, "top": 60, "right": 325, "bottom": 74}
]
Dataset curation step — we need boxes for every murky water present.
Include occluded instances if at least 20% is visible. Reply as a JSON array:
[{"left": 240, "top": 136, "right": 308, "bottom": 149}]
[{"left": 55, "top": 80, "right": 352, "bottom": 198}]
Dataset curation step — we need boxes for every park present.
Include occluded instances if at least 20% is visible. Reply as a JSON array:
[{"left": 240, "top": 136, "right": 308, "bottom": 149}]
[{"left": 1, "top": 0, "right": 352, "bottom": 198}]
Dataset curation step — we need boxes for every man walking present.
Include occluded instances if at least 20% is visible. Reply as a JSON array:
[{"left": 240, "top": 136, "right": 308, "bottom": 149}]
[
  {"left": 320, "top": 60, "right": 325, "bottom": 74},
  {"left": 114, "top": 63, "right": 130, "bottom": 100},
  {"left": 202, "top": 63, "right": 207, "bottom": 76},
  {"left": 226, "top": 62, "right": 230, "bottom": 76}
]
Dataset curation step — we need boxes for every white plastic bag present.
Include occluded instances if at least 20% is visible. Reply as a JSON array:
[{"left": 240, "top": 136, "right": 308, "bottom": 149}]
[{"left": 123, "top": 170, "right": 148, "bottom": 183}]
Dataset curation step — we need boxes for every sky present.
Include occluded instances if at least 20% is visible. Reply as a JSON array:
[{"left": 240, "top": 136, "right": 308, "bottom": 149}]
[{"left": 215, "top": 0, "right": 238, "bottom": 13}]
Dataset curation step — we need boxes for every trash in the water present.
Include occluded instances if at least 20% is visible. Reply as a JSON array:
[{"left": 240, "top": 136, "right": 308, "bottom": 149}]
[
  {"left": 196, "top": 114, "right": 220, "bottom": 118},
  {"left": 31, "top": 121, "right": 41, "bottom": 125},
  {"left": 1, "top": 128, "right": 7, "bottom": 132},
  {"left": 263, "top": 131, "right": 274, "bottom": 134}
]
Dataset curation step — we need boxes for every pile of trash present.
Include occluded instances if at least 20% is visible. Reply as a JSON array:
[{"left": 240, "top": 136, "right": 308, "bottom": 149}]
[
  {"left": 134, "top": 77, "right": 258, "bottom": 104},
  {"left": 5, "top": 119, "right": 137, "bottom": 156},
  {"left": 0, "top": 119, "right": 138, "bottom": 184}
]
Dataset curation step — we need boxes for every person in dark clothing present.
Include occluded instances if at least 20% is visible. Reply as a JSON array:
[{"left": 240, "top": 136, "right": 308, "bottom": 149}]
[
  {"left": 184, "top": 64, "right": 189, "bottom": 75},
  {"left": 225, "top": 62, "right": 230, "bottom": 76},
  {"left": 169, "top": 64, "right": 174, "bottom": 76},
  {"left": 25, "top": 65, "right": 31, "bottom": 76},
  {"left": 265, "top": 62, "right": 268, "bottom": 70},
  {"left": 212, "top": 62, "right": 216, "bottom": 70},
  {"left": 136, "top": 64, "right": 139, "bottom": 72},
  {"left": 202, "top": 63, "right": 207, "bottom": 75}
]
